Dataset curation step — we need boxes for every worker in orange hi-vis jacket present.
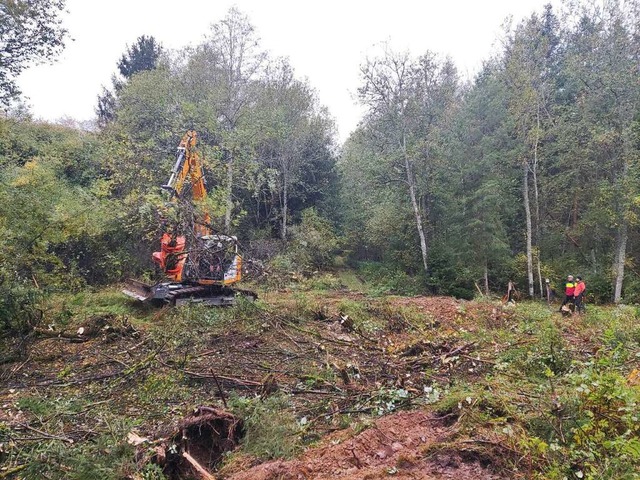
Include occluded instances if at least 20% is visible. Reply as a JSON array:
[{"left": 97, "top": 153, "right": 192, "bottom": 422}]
[
  {"left": 559, "top": 275, "right": 575, "bottom": 312},
  {"left": 573, "top": 276, "right": 586, "bottom": 314}
]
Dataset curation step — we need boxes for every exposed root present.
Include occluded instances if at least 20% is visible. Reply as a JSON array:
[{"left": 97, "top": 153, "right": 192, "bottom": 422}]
[{"left": 146, "top": 406, "right": 244, "bottom": 480}]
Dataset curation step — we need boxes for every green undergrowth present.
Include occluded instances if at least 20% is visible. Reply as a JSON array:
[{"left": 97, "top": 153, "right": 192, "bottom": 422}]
[
  {"left": 1, "top": 405, "right": 138, "bottom": 479},
  {"left": 355, "top": 262, "right": 425, "bottom": 296},
  {"left": 0, "top": 293, "right": 277, "bottom": 479},
  {"left": 431, "top": 302, "right": 640, "bottom": 480},
  {"left": 39, "top": 287, "right": 155, "bottom": 329},
  {"left": 2, "top": 285, "right": 639, "bottom": 479},
  {"left": 258, "top": 264, "right": 426, "bottom": 298},
  {"left": 227, "top": 394, "right": 303, "bottom": 460}
]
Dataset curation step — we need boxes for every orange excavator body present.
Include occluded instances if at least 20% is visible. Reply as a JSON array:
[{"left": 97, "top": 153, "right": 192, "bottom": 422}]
[
  {"left": 123, "top": 130, "right": 254, "bottom": 306},
  {"left": 152, "top": 233, "right": 187, "bottom": 282}
]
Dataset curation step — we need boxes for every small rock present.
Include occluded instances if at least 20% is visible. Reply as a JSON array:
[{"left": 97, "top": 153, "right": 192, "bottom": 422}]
[{"left": 391, "top": 441, "right": 404, "bottom": 451}]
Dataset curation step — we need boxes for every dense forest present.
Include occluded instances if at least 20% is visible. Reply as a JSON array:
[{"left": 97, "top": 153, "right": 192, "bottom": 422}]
[{"left": 1, "top": 0, "right": 639, "bottom": 328}]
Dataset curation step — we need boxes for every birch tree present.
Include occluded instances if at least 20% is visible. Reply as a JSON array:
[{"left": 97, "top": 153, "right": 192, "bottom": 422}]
[
  {"left": 357, "top": 47, "right": 458, "bottom": 278},
  {"left": 203, "top": 7, "right": 266, "bottom": 231},
  {"left": 503, "top": 6, "right": 559, "bottom": 297}
]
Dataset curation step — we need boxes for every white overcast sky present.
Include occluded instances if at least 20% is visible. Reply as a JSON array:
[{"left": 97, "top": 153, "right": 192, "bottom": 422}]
[{"left": 17, "top": 0, "right": 560, "bottom": 142}]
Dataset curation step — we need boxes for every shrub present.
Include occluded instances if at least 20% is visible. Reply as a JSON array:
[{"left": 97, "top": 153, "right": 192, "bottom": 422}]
[
  {"left": 356, "top": 261, "right": 424, "bottom": 296},
  {"left": 0, "top": 281, "right": 42, "bottom": 336},
  {"left": 289, "top": 208, "right": 339, "bottom": 271}
]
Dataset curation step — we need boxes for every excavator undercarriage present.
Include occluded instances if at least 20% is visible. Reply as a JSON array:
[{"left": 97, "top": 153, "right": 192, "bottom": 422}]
[{"left": 123, "top": 278, "right": 256, "bottom": 306}]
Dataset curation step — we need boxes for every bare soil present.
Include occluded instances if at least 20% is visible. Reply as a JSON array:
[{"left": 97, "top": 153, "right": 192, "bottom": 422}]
[{"left": 227, "top": 410, "right": 502, "bottom": 480}]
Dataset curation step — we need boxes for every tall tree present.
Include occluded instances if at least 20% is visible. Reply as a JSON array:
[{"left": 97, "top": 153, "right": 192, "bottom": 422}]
[
  {"left": 444, "top": 62, "right": 516, "bottom": 295},
  {"left": 357, "top": 47, "right": 458, "bottom": 278},
  {"left": 203, "top": 7, "right": 266, "bottom": 231},
  {"left": 0, "top": 0, "right": 68, "bottom": 106},
  {"left": 97, "top": 8, "right": 336, "bottom": 251},
  {"left": 254, "top": 60, "right": 334, "bottom": 239},
  {"left": 117, "top": 35, "right": 162, "bottom": 79},
  {"left": 561, "top": 2, "right": 640, "bottom": 302},
  {"left": 96, "top": 35, "right": 163, "bottom": 128},
  {"left": 502, "top": 6, "right": 560, "bottom": 297}
]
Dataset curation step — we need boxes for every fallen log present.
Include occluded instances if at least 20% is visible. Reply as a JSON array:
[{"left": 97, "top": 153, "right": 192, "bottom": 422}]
[
  {"left": 182, "top": 451, "right": 216, "bottom": 480},
  {"left": 33, "top": 328, "right": 89, "bottom": 342}
]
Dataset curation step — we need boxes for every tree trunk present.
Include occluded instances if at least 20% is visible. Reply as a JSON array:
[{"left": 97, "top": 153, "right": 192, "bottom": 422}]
[
  {"left": 484, "top": 260, "right": 490, "bottom": 295},
  {"left": 545, "top": 280, "right": 551, "bottom": 305},
  {"left": 401, "top": 133, "right": 429, "bottom": 277},
  {"left": 407, "top": 172, "right": 429, "bottom": 276},
  {"left": 523, "top": 162, "right": 534, "bottom": 297},
  {"left": 612, "top": 151, "right": 630, "bottom": 304},
  {"left": 533, "top": 108, "right": 543, "bottom": 299},
  {"left": 281, "top": 170, "right": 288, "bottom": 240},
  {"left": 224, "top": 152, "right": 234, "bottom": 232},
  {"left": 532, "top": 109, "right": 541, "bottom": 236},
  {"left": 536, "top": 249, "right": 544, "bottom": 300},
  {"left": 613, "top": 220, "right": 627, "bottom": 303}
]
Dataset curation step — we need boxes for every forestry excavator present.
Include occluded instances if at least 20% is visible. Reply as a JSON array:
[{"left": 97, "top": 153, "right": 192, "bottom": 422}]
[{"left": 123, "top": 131, "right": 256, "bottom": 306}]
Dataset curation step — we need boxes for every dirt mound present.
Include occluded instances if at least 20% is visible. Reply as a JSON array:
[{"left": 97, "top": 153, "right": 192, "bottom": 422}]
[
  {"left": 389, "top": 295, "right": 510, "bottom": 332},
  {"left": 227, "top": 410, "right": 502, "bottom": 480}
]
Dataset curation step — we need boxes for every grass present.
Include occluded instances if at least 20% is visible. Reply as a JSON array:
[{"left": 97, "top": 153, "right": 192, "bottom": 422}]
[
  {"left": 1, "top": 283, "right": 639, "bottom": 479},
  {"left": 426, "top": 302, "right": 640, "bottom": 480},
  {"left": 227, "top": 394, "right": 303, "bottom": 460},
  {"left": 37, "top": 287, "right": 155, "bottom": 330}
]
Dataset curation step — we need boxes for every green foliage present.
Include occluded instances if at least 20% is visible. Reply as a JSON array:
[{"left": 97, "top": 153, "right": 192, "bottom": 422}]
[
  {"left": 117, "top": 35, "right": 162, "bottom": 79},
  {"left": 229, "top": 394, "right": 302, "bottom": 460},
  {"left": 265, "top": 254, "right": 299, "bottom": 288},
  {"left": 0, "top": 281, "right": 41, "bottom": 336},
  {"left": 0, "top": 119, "right": 136, "bottom": 290},
  {"left": 514, "top": 353, "right": 640, "bottom": 480},
  {"left": 138, "top": 464, "right": 167, "bottom": 480},
  {"left": 0, "top": 0, "right": 68, "bottom": 105},
  {"left": 336, "top": 297, "right": 383, "bottom": 334},
  {"left": 339, "top": 2, "right": 640, "bottom": 301},
  {"left": 358, "top": 386, "right": 412, "bottom": 416},
  {"left": 424, "top": 246, "right": 476, "bottom": 299},
  {"left": 16, "top": 396, "right": 55, "bottom": 417},
  {"left": 303, "top": 273, "right": 345, "bottom": 291},
  {"left": 500, "top": 308, "right": 572, "bottom": 377},
  {"left": 14, "top": 413, "right": 136, "bottom": 479},
  {"left": 289, "top": 208, "right": 339, "bottom": 271},
  {"left": 3, "top": 4, "right": 640, "bottom": 474},
  {"left": 138, "top": 373, "right": 186, "bottom": 406},
  {"left": 415, "top": 301, "right": 640, "bottom": 479},
  {"left": 1, "top": 2, "right": 640, "bottom": 305},
  {"left": 567, "top": 363, "right": 640, "bottom": 478},
  {"left": 356, "top": 261, "right": 424, "bottom": 296}
]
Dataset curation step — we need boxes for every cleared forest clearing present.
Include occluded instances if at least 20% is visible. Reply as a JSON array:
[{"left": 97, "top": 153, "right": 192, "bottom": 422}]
[
  {"left": 3, "top": 2, "right": 640, "bottom": 480},
  {"left": 1, "top": 282, "right": 638, "bottom": 479}
]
